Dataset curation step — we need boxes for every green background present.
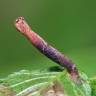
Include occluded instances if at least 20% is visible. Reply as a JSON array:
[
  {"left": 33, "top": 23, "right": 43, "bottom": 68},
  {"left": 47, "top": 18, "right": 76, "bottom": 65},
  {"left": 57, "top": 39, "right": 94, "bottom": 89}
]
[{"left": 0, "top": 0, "right": 96, "bottom": 77}]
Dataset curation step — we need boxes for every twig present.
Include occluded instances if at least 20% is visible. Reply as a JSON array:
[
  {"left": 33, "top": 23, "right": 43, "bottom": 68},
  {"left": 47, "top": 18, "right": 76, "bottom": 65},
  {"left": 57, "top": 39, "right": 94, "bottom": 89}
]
[{"left": 15, "top": 17, "right": 79, "bottom": 79}]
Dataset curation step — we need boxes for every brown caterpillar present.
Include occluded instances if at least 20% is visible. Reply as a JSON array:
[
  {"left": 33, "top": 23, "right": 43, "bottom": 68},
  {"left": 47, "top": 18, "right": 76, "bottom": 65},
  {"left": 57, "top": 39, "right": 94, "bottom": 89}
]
[{"left": 15, "top": 17, "right": 79, "bottom": 80}]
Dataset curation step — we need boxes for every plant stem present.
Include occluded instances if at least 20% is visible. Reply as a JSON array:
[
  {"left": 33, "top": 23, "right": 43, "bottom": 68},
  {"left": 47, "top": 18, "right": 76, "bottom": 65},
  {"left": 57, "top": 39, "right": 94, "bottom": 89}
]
[{"left": 15, "top": 17, "right": 79, "bottom": 78}]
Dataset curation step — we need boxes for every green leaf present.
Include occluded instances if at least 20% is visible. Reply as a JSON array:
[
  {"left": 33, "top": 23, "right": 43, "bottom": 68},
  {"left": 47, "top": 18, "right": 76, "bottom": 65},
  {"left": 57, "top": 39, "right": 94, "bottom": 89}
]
[
  {"left": 0, "top": 70, "right": 92, "bottom": 96},
  {"left": 54, "top": 72, "right": 91, "bottom": 96},
  {"left": 90, "top": 77, "right": 96, "bottom": 96}
]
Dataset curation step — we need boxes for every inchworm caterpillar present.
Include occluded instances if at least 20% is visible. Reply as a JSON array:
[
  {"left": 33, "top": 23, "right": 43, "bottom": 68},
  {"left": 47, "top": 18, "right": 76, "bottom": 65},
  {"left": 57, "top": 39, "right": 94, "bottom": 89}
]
[{"left": 15, "top": 17, "right": 79, "bottom": 79}]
